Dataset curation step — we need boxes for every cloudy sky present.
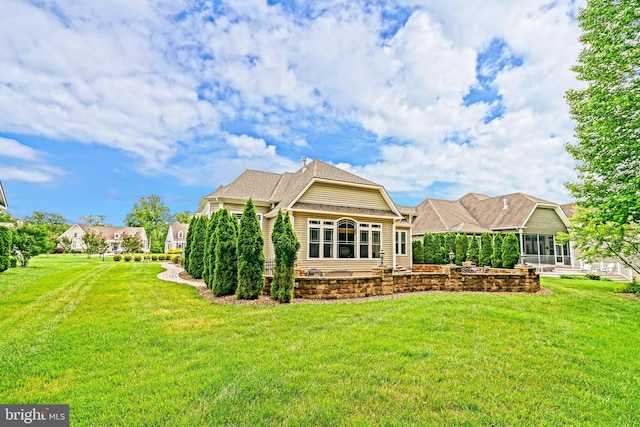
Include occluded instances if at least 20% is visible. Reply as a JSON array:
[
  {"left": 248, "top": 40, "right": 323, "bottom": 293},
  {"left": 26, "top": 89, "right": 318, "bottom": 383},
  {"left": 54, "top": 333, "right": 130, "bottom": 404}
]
[{"left": 0, "top": 0, "right": 585, "bottom": 225}]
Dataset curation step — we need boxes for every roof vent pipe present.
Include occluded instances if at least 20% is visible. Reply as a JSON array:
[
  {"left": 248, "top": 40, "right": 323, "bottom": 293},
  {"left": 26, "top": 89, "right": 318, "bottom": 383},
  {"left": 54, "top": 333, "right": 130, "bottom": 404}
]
[
  {"left": 503, "top": 198, "right": 508, "bottom": 210},
  {"left": 302, "top": 156, "right": 307, "bottom": 173}
]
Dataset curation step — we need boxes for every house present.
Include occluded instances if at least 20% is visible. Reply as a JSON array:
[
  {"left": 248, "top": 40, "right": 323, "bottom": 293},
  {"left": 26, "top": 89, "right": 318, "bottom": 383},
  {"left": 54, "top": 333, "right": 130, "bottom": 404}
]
[
  {"left": 165, "top": 223, "right": 188, "bottom": 252},
  {"left": 0, "top": 180, "right": 7, "bottom": 211},
  {"left": 413, "top": 192, "right": 573, "bottom": 266},
  {"left": 196, "top": 159, "right": 413, "bottom": 275},
  {"left": 58, "top": 224, "right": 149, "bottom": 253}
]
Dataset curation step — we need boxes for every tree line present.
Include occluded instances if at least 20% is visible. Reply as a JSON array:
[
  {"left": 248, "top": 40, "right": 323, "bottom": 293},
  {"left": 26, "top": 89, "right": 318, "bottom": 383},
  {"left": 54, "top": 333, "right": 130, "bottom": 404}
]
[
  {"left": 412, "top": 232, "right": 521, "bottom": 269},
  {"left": 183, "top": 200, "right": 300, "bottom": 303}
]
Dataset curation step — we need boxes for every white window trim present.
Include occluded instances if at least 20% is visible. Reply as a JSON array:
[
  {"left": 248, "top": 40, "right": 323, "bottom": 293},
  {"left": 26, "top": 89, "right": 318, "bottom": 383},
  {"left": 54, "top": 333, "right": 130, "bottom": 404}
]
[
  {"left": 307, "top": 218, "right": 382, "bottom": 260},
  {"left": 395, "top": 230, "right": 407, "bottom": 255}
]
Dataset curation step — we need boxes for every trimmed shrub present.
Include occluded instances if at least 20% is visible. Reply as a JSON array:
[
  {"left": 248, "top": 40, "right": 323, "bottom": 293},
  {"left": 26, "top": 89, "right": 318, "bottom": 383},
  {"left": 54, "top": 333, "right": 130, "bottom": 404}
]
[
  {"left": 412, "top": 240, "right": 424, "bottom": 264},
  {"left": 423, "top": 233, "right": 434, "bottom": 264},
  {"left": 434, "top": 233, "right": 446, "bottom": 264},
  {"left": 113, "top": 254, "right": 122, "bottom": 262},
  {"left": 468, "top": 235, "right": 479, "bottom": 264},
  {"left": 203, "top": 211, "right": 220, "bottom": 289},
  {"left": 123, "top": 254, "right": 132, "bottom": 262},
  {"left": 213, "top": 209, "right": 238, "bottom": 296},
  {"left": 445, "top": 233, "right": 457, "bottom": 263},
  {"left": 502, "top": 233, "right": 520, "bottom": 268},
  {"left": 585, "top": 272, "right": 601, "bottom": 280},
  {"left": 0, "top": 226, "right": 12, "bottom": 272},
  {"left": 454, "top": 234, "right": 469, "bottom": 265},
  {"left": 479, "top": 232, "right": 493, "bottom": 267},
  {"left": 621, "top": 280, "right": 640, "bottom": 295},
  {"left": 172, "top": 255, "right": 183, "bottom": 265},
  {"left": 189, "top": 216, "right": 208, "bottom": 279},
  {"left": 491, "top": 234, "right": 503, "bottom": 268},
  {"left": 167, "top": 248, "right": 182, "bottom": 254},
  {"left": 9, "top": 256, "right": 17, "bottom": 268},
  {"left": 236, "top": 199, "right": 265, "bottom": 300},
  {"left": 134, "top": 255, "right": 142, "bottom": 262},
  {"left": 183, "top": 219, "right": 194, "bottom": 274},
  {"left": 151, "top": 254, "right": 158, "bottom": 261},
  {"left": 271, "top": 211, "right": 300, "bottom": 303}
]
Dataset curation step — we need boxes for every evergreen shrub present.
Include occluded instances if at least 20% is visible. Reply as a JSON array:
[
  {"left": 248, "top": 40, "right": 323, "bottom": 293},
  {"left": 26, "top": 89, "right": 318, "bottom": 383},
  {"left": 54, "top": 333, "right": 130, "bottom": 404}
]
[{"left": 113, "top": 254, "right": 122, "bottom": 262}]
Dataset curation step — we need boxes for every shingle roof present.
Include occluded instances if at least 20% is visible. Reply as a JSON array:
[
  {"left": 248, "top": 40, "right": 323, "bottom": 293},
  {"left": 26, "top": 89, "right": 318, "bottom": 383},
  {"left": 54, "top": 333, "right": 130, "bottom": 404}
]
[
  {"left": 413, "top": 199, "right": 488, "bottom": 234},
  {"left": 168, "top": 223, "right": 189, "bottom": 240},
  {"left": 77, "top": 225, "right": 147, "bottom": 239},
  {"left": 414, "top": 192, "right": 564, "bottom": 235},
  {"left": 201, "top": 160, "right": 391, "bottom": 216}
]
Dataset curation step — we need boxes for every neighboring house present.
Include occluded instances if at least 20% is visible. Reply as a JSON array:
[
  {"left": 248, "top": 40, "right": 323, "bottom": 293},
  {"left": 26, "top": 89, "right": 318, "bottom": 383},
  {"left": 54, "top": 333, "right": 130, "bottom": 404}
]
[
  {"left": 58, "top": 224, "right": 149, "bottom": 253},
  {"left": 413, "top": 192, "right": 572, "bottom": 266},
  {"left": 197, "top": 159, "right": 413, "bottom": 275},
  {"left": 165, "top": 223, "right": 188, "bottom": 252},
  {"left": 0, "top": 180, "right": 7, "bottom": 211}
]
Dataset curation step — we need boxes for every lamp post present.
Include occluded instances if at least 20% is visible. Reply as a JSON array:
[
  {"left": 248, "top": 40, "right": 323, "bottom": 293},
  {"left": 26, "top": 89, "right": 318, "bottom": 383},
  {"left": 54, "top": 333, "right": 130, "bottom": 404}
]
[
  {"left": 448, "top": 251, "right": 455, "bottom": 264},
  {"left": 379, "top": 249, "right": 385, "bottom": 267}
]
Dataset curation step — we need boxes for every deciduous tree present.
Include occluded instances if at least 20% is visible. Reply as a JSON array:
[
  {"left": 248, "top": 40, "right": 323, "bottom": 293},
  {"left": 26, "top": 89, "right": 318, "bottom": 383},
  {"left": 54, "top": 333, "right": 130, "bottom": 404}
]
[
  {"left": 125, "top": 194, "right": 171, "bottom": 253},
  {"left": 12, "top": 225, "right": 50, "bottom": 267},
  {"left": 565, "top": 0, "right": 639, "bottom": 274}
]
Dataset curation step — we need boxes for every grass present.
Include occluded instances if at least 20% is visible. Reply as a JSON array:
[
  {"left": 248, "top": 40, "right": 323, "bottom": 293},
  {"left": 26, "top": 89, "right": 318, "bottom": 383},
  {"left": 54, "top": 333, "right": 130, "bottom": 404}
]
[{"left": 1, "top": 255, "right": 639, "bottom": 426}]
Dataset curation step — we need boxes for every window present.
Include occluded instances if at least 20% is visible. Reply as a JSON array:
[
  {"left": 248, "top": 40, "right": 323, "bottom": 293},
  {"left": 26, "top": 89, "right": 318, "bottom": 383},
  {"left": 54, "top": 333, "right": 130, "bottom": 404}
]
[
  {"left": 177, "top": 231, "right": 184, "bottom": 239},
  {"left": 114, "top": 233, "right": 120, "bottom": 239},
  {"left": 338, "top": 219, "right": 356, "bottom": 258},
  {"left": 395, "top": 231, "right": 407, "bottom": 255},
  {"left": 307, "top": 219, "right": 381, "bottom": 259}
]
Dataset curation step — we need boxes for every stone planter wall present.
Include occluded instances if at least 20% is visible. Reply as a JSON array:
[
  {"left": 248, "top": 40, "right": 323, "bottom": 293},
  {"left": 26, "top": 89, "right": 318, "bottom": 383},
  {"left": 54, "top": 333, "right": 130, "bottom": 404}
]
[{"left": 263, "top": 264, "right": 540, "bottom": 300}]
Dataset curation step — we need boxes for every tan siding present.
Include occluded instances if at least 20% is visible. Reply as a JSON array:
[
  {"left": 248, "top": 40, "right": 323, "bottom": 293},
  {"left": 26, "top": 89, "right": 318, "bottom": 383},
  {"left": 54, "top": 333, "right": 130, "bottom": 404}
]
[
  {"left": 263, "top": 218, "right": 275, "bottom": 260},
  {"left": 395, "top": 224, "right": 412, "bottom": 268},
  {"left": 524, "top": 208, "right": 567, "bottom": 234},
  {"left": 298, "top": 182, "right": 390, "bottom": 211},
  {"left": 292, "top": 211, "right": 394, "bottom": 275}
]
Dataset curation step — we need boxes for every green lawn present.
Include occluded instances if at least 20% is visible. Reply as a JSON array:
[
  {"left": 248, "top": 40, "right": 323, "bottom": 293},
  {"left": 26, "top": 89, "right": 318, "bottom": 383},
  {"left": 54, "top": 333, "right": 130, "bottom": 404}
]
[{"left": 1, "top": 255, "right": 639, "bottom": 426}]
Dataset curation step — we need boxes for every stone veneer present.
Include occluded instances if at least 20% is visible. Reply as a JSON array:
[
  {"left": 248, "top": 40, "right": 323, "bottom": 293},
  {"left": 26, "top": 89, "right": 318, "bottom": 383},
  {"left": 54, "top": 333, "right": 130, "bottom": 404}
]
[{"left": 263, "top": 264, "right": 540, "bottom": 300}]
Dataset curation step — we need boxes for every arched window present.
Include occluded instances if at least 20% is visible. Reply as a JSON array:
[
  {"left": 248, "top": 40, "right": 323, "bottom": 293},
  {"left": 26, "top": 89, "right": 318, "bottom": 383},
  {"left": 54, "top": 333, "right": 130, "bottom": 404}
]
[
  {"left": 337, "top": 219, "right": 356, "bottom": 258},
  {"left": 177, "top": 231, "right": 183, "bottom": 239}
]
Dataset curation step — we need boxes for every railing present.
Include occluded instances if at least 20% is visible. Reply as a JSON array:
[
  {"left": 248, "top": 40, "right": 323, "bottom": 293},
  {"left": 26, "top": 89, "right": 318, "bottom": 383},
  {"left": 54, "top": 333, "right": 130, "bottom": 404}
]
[
  {"left": 264, "top": 259, "right": 274, "bottom": 276},
  {"left": 572, "top": 259, "right": 634, "bottom": 282}
]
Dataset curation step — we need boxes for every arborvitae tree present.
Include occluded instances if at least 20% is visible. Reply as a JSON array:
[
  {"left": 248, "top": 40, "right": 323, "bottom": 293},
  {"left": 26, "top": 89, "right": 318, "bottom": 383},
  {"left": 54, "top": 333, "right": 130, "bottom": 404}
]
[
  {"left": 502, "top": 232, "right": 521, "bottom": 269},
  {"left": 434, "top": 233, "right": 446, "bottom": 264},
  {"left": 454, "top": 233, "right": 469, "bottom": 265},
  {"left": 0, "top": 226, "right": 12, "bottom": 272},
  {"left": 271, "top": 212, "right": 300, "bottom": 303},
  {"left": 236, "top": 199, "right": 265, "bottom": 300},
  {"left": 213, "top": 209, "right": 238, "bottom": 296},
  {"left": 468, "top": 235, "right": 479, "bottom": 264},
  {"left": 423, "top": 233, "right": 434, "bottom": 264},
  {"left": 183, "top": 217, "right": 195, "bottom": 274},
  {"left": 271, "top": 209, "right": 285, "bottom": 249},
  {"left": 412, "top": 240, "right": 424, "bottom": 264},
  {"left": 203, "top": 211, "right": 220, "bottom": 289},
  {"left": 492, "top": 234, "right": 504, "bottom": 268},
  {"left": 444, "top": 232, "right": 457, "bottom": 262},
  {"left": 188, "top": 216, "right": 208, "bottom": 279},
  {"left": 479, "top": 232, "right": 493, "bottom": 267}
]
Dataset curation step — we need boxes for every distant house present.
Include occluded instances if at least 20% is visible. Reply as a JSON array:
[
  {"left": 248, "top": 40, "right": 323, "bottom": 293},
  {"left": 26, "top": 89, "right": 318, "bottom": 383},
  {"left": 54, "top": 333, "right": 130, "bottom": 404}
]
[
  {"left": 165, "top": 223, "right": 188, "bottom": 252},
  {"left": 58, "top": 224, "right": 149, "bottom": 253},
  {"left": 0, "top": 180, "right": 7, "bottom": 211},
  {"left": 196, "top": 159, "right": 413, "bottom": 275},
  {"left": 413, "top": 192, "right": 572, "bottom": 266}
]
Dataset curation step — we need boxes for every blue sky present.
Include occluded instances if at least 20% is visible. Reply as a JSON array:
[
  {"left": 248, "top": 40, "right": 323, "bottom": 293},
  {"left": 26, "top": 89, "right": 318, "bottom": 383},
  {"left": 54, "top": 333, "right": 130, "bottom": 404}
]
[{"left": 0, "top": 0, "right": 584, "bottom": 225}]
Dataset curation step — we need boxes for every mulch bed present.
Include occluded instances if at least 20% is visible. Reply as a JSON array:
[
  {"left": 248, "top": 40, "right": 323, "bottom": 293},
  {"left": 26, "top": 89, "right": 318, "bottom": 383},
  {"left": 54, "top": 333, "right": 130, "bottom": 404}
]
[{"left": 178, "top": 270, "right": 554, "bottom": 306}]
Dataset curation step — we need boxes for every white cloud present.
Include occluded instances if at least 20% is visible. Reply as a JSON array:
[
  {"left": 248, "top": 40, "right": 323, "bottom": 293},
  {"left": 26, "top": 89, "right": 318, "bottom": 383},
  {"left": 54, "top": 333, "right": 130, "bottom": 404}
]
[
  {"left": 0, "top": 0, "right": 587, "bottom": 204},
  {"left": 0, "top": 137, "right": 40, "bottom": 161}
]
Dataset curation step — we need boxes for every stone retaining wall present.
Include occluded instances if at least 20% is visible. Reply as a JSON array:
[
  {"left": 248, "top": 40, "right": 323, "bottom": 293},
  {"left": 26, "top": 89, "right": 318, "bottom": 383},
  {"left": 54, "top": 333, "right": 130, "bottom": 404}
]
[{"left": 263, "top": 264, "right": 540, "bottom": 299}]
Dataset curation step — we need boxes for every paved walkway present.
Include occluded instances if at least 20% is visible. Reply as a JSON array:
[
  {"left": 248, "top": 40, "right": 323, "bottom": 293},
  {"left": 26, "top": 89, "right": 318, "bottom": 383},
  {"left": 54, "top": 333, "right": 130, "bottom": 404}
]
[{"left": 157, "top": 262, "right": 205, "bottom": 288}]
